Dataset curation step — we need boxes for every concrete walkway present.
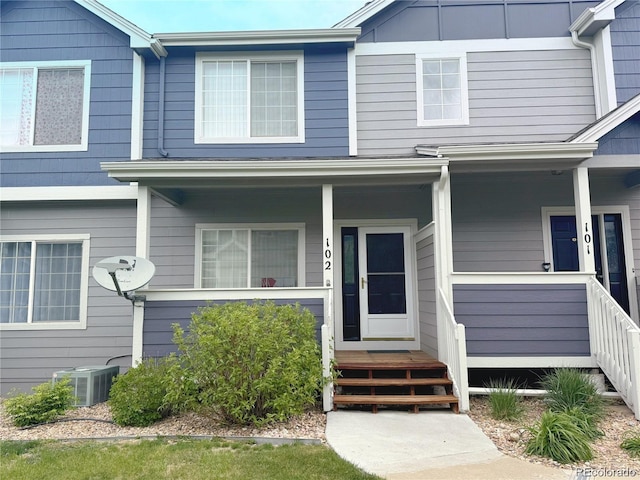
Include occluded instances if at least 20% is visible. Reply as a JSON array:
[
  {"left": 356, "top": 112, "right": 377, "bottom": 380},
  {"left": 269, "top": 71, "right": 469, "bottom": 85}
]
[{"left": 326, "top": 410, "right": 572, "bottom": 479}]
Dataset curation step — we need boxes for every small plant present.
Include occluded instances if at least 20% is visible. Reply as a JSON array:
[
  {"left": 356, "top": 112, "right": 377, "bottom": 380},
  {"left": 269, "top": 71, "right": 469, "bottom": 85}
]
[
  {"left": 486, "top": 378, "right": 524, "bottom": 421},
  {"left": 563, "top": 407, "right": 603, "bottom": 441},
  {"left": 539, "top": 368, "right": 605, "bottom": 420},
  {"left": 108, "top": 357, "right": 176, "bottom": 427},
  {"left": 525, "top": 410, "right": 593, "bottom": 463},
  {"left": 3, "top": 378, "right": 75, "bottom": 428},
  {"left": 621, "top": 431, "right": 640, "bottom": 457},
  {"left": 173, "top": 301, "right": 323, "bottom": 426}
]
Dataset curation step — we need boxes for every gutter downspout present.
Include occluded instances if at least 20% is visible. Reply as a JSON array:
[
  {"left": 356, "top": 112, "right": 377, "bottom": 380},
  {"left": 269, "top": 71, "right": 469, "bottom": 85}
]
[
  {"left": 157, "top": 56, "right": 169, "bottom": 157},
  {"left": 571, "top": 30, "right": 603, "bottom": 118}
]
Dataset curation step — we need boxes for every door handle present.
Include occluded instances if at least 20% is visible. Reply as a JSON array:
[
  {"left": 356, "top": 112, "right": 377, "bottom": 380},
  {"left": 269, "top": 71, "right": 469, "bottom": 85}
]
[{"left": 361, "top": 277, "right": 367, "bottom": 289}]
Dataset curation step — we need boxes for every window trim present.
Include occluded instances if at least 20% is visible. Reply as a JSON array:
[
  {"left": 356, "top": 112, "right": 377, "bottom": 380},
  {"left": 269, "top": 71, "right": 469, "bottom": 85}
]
[
  {"left": 0, "top": 60, "right": 91, "bottom": 153},
  {"left": 194, "top": 223, "right": 306, "bottom": 288},
  {"left": 415, "top": 53, "right": 469, "bottom": 127},
  {"left": 194, "top": 51, "right": 305, "bottom": 144},
  {"left": 0, "top": 234, "right": 90, "bottom": 330}
]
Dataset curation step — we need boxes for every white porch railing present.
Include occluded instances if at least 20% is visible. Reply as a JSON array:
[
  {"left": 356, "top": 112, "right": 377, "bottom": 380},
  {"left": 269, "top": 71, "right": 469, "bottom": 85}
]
[
  {"left": 587, "top": 277, "right": 640, "bottom": 420},
  {"left": 438, "top": 287, "right": 470, "bottom": 411}
]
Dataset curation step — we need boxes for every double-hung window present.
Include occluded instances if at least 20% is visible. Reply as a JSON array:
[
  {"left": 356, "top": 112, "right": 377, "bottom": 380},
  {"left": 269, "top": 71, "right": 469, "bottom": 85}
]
[
  {"left": 0, "top": 60, "right": 91, "bottom": 152},
  {"left": 416, "top": 54, "right": 469, "bottom": 126},
  {"left": 195, "top": 52, "right": 304, "bottom": 143},
  {"left": 0, "top": 235, "right": 90, "bottom": 329},
  {"left": 195, "top": 224, "right": 305, "bottom": 288}
]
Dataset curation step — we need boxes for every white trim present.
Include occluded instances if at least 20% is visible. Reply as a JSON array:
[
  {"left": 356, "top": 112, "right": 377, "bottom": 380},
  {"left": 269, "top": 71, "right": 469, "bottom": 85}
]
[
  {"left": 130, "top": 52, "right": 145, "bottom": 160},
  {"left": 467, "top": 356, "right": 598, "bottom": 368},
  {"left": 194, "top": 51, "right": 305, "bottom": 144},
  {"left": 347, "top": 48, "right": 358, "bottom": 156},
  {"left": 541, "top": 205, "right": 640, "bottom": 322},
  {"left": 595, "top": 26, "right": 618, "bottom": 114},
  {"left": 415, "top": 54, "right": 469, "bottom": 127},
  {"left": 417, "top": 142, "right": 599, "bottom": 162},
  {"left": 581, "top": 154, "right": 640, "bottom": 168},
  {"left": 451, "top": 272, "right": 593, "bottom": 285},
  {"left": 0, "top": 60, "right": 91, "bottom": 153},
  {"left": 322, "top": 185, "right": 334, "bottom": 288},
  {"left": 333, "top": 0, "right": 393, "bottom": 28},
  {"left": 414, "top": 221, "right": 435, "bottom": 243},
  {"left": 136, "top": 186, "right": 151, "bottom": 258},
  {"left": 154, "top": 28, "right": 360, "bottom": 47},
  {"left": 194, "top": 223, "right": 306, "bottom": 289},
  {"left": 353, "top": 37, "right": 581, "bottom": 56},
  {"left": 102, "top": 157, "right": 448, "bottom": 182},
  {"left": 573, "top": 168, "right": 596, "bottom": 273},
  {"left": 141, "top": 287, "right": 330, "bottom": 302},
  {"left": 0, "top": 235, "right": 90, "bottom": 331},
  {"left": 333, "top": 218, "right": 420, "bottom": 351},
  {"left": 570, "top": 94, "right": 640, "bottom": 143},
  {"left": 0, "top": 186, "right": 139, "bottom": 202}
]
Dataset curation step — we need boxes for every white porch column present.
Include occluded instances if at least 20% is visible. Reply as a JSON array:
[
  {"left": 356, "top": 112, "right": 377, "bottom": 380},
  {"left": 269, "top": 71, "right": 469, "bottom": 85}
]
[
  {"left": 321, "top": 184, "right": 334, "bottom": 411},
  {"left": 132, "top": 185, "right": 151, "bottom": 366},
  {"left": 573, "top": 167, "right": 596, "bottom": 273}
]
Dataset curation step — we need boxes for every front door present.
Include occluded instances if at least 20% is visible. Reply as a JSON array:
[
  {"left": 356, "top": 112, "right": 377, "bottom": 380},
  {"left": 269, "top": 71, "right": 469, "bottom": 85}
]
[
  {"left": 340, "top": 226, "right": 415, "bottom": 344},
  {"left": 550, "top": 214, "right": 630, "bottom": 314}
]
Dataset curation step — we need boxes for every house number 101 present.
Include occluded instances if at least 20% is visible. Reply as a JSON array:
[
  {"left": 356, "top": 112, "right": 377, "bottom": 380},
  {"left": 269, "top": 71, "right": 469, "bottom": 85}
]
[
  {"left": 324, "top": 238, "right": 332, "bottom": 270},
  {"left": 584, "top": 222, "right": 592, "bottom": 254}
]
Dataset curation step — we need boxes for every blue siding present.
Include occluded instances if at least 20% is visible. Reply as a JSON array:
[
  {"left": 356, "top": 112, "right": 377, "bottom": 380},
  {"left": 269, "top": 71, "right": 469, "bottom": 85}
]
[
  {"left": 0, "top": 1, "right": 133, "bottom": 187},
  {"left": 357, "top": 0, "right": 599, "bottom": 42},
  {"left": 453, "top": 284, "right": 590, "bottom": 357},
  {"left": 595, "top": 113, "right": 640, "bottom": 155},
  {"left": 143, "top": 299, "right": 325, "bottom": 357},
  {"left": 142, "top": 45, "right": 349, "bottom": 159},
  {"left": 611, "top": 1, "right": 640, "bottom": 104}
]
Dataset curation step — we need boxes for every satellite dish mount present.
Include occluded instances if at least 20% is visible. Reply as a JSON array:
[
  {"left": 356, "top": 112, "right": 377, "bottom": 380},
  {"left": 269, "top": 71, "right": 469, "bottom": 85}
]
[{"left": 93, "top": 256, "right": 155, "bottom": 304}]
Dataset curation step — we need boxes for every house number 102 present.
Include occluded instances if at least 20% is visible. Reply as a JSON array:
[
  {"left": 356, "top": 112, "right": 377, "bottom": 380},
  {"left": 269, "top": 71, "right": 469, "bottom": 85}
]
[{"left": 324, "top": 238, "right": 332, "bottom": 270}]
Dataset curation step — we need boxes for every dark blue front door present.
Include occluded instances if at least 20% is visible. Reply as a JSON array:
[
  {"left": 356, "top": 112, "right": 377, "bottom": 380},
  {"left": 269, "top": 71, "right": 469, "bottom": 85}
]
[{"left": 550, "top": 214, "right": 630, "bottom": 314}]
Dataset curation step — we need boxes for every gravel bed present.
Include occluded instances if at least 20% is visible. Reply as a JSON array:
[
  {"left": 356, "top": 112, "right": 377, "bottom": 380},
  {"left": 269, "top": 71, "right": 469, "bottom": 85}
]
[
  {"left": 0, "top": 402, "right": 326, "bottom": 443},
  {"left": 467, "top": 396, "right": 640, "bottom": 472}
]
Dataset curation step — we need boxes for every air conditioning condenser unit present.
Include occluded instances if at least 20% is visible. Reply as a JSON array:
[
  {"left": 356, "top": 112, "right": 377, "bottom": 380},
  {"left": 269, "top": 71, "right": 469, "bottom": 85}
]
[{"left": 52, "top": 365, "right": 120, "bottom": 407}]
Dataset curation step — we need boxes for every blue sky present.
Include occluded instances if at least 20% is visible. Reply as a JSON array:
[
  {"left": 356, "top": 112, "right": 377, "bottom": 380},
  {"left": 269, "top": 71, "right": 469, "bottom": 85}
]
[{"left": 100, "top": 0, "right": 366, "bottom": 33}]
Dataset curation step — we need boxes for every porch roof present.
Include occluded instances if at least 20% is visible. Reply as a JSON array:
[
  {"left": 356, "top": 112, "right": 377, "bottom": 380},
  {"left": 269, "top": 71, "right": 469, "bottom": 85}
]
[{"left": 101, "top": 157, "right": 448, "bottom": 189}]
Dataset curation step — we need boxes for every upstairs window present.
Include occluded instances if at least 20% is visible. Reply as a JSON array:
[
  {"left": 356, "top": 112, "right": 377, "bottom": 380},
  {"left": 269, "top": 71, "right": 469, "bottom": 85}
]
[
  {"left": 195, "top": 52, "right": 304, "bottom": 143},
  {"left": 0, "top": 236, "right": 90, "bottom": 330},
  {"left": 416, "top": 55, "right": 469, "bottom": 126},
  {"left": 0, "top": 61, "right": 91, "bottom": 152},
  {"left": 195, "top": 224, "right": 305, "bottom": 288}
]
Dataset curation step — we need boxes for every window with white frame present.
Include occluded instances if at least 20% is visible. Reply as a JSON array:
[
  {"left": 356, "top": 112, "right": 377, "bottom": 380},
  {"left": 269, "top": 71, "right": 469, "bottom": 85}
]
[
  {"left": 0, "top": 236, "right": 89, "bottom": 329},
  {"left": 416, "top": 55, "right": 469, "bottom": 126},
  {"left": 195, "top": 224, "right": 304, "bottom": 288},
  {"left": 0, "top": 61, "right": 91, "bottom": 152},
  {"left": 195, "top": 52, "right": 304, "bottom": 143}
]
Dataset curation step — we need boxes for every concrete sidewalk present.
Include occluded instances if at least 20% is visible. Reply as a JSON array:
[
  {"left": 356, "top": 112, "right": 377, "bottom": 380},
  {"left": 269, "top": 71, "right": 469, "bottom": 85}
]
[{"left": 325, "top": 410, "right": 572, "bottom": 479}]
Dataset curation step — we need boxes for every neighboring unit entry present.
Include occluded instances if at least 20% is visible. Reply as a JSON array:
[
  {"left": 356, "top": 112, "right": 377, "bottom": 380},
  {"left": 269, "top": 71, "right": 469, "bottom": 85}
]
[{"left": 92, "top": 256, "right": 155, "bottom": 302}]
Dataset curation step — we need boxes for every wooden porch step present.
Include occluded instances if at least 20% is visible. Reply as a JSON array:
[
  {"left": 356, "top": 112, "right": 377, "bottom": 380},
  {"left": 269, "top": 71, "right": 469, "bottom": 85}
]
[
  {"left": 335, "top": 377, "right": 453, "bottom": 387},
  {"left": 333, "top": 394, "right": 459, "bottom": 413},
  {"left": 335, "top": 361, "right": 447, "bottom": 371}
]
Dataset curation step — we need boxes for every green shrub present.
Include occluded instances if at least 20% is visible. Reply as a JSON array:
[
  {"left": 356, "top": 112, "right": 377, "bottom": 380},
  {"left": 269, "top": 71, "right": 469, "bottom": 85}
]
[
  {"left": 525, "top": 410, "right": 593, "bottom": 463},
  {"left": 539, "top": 368, "right": 605, "bottom": 420},
  {"left": 108, "top": 357, "right": 176, "bottom": 427},
  {"left": 4, "top": 378, "right": 75, "bottom": 428},
  {"left": 173, "top": 301, "right": 323, "bottom": 426},
  {"left": 486, "top": 378, "right": 524, "bottom": 421},
  {"left": 563, "top": 407, "right": 603, "bottom": 441},
  {"left": 621, "top": 431, "right": 640, "bottom": 457}
]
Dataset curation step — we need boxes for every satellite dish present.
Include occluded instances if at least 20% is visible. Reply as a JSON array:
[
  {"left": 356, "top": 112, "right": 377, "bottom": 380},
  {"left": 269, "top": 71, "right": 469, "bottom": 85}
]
[{"left": 93, "top": 256, "right": 155, "bottom": 294}]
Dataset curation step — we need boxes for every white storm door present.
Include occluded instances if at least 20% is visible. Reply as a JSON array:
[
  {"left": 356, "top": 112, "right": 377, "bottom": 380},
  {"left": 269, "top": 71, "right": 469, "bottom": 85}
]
[{"left": 358, "top": 226, "right": 414, "bottom": 340}]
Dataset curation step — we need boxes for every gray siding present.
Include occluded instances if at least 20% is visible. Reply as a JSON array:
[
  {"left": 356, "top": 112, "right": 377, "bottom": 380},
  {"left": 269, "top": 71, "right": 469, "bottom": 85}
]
[
  {"left": 357, "top": 0, "right": 599, "bottom": 43},
  {"left": 451, "top": 172, "right": 574, "bottom": 272},
  {"left": 611, "top": 1, "right": 640, "bottom": 104},
  {"left": 0, "top": 1, "right": 134, "bottom": 187},
  {"left": 143, "top": 299, "right": 325, "bottom": 358},
  {"left": 148, "top": 185, "right": 431, "bottom": 289},
  {"left": 143, "top": 46, "right": 349, "bottom": 159},
  {"left": 356, "top": 49, "right": 596, "bottom": 156},
  {"left": 416, "top": 232, "right": 437, "bottom": 358},
  {"left": 0, "top": 202, "right": 137, "bottom": 394},
  {"left": 454, "top": 284, "right": 590, "bottom": 356},
  {"left": 595, "top": 114, "right": 640, "bottom": 155}
]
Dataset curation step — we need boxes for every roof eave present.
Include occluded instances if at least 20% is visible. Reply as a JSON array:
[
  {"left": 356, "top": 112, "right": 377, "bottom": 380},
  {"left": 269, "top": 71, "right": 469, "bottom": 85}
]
[
  {"left": 569, "top": 0, "right": 625, "bottom": 37},
  {"left": 416, "top": 143, "right": 599, "bottom": 163},
  {"left": 333, "top": 0, "right": 394, "bottom": 28},
  {"left": 153, "top": 28, "right": 361, "bottom": 47}
]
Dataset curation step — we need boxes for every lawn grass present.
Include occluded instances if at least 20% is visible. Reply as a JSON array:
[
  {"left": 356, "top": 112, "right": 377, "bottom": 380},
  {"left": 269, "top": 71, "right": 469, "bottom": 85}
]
[{"left": 0, "top": 438, "right": 381, "bottom": 480}]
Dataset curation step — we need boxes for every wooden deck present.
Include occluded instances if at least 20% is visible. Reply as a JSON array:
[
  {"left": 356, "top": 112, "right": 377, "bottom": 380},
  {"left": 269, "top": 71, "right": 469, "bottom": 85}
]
[{"left": 334, "top": 350, "right": 446, "bottom": 370}]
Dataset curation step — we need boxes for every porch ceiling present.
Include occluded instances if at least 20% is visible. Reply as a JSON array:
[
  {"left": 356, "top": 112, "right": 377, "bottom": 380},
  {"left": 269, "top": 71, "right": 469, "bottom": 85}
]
[{"left": 101, "top": 157, "right": 447, "bottom": 188}]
